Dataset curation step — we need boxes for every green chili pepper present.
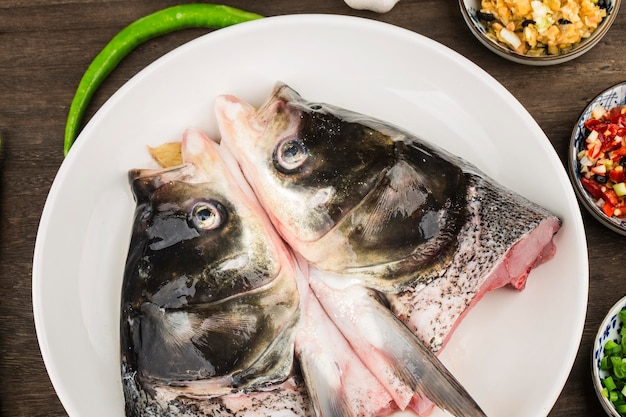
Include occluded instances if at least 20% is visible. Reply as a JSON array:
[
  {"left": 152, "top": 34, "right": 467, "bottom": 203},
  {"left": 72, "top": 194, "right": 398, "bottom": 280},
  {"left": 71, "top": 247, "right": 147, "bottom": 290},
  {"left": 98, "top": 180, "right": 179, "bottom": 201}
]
[{"left": 63, "top": 4, "right": 262, "bottom": 156}]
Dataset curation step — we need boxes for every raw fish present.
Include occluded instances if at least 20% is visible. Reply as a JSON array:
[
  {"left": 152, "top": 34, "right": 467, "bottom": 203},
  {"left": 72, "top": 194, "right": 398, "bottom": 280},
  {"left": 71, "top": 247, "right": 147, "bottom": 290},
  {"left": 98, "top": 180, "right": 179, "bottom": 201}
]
[
  {"left": 122, "top": 128, "right": 402, "bottom": 417},
  {"left": 215, "top": 82, "right": 561, "bottom": 416},
  {"left": 121, "top": 128, "right": 309, "bottom": 416}
]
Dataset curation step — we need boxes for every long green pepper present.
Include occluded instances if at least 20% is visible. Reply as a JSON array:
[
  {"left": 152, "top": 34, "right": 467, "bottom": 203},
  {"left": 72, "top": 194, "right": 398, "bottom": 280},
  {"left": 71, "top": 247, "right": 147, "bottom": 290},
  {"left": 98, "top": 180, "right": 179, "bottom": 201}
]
[{"left": 63, "top": 4, "right": 262, "bottom": 156}]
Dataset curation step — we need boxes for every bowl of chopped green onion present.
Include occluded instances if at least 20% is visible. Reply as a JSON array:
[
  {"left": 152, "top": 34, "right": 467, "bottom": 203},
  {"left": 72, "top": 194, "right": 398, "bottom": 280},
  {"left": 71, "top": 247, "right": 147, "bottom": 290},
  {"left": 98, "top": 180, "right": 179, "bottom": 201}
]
[{"left": 593, "top": 295, "right": 626, "bottom": 416}]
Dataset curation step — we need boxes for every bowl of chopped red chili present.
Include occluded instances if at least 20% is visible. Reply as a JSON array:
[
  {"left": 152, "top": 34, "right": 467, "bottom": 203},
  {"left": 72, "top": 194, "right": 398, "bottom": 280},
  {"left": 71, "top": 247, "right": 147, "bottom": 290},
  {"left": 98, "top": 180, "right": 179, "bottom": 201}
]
[{"left": 569, "top": 81, "right": 626, "bottom": 235}]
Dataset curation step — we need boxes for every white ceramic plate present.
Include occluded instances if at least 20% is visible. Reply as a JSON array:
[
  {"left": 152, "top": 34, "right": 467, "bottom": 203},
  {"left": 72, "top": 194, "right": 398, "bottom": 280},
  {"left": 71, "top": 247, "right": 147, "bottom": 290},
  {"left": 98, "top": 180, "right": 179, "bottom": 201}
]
[{"left": 33, "top": 15, "right": 588, "bottom": 417}]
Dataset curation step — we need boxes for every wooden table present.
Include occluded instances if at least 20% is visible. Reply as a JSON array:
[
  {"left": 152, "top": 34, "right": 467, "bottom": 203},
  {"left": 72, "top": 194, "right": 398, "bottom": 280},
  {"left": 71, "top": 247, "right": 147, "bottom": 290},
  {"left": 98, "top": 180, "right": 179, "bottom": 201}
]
[{"left": 1, "top": 1, "right": 623, "bottom": 416}]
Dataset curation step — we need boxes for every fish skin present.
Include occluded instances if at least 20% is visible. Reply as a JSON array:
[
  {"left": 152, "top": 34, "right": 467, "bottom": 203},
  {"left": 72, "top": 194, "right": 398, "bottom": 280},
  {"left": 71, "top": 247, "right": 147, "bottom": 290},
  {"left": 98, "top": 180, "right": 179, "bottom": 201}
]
[
  {"left": 215, "top": 82, "right": 560, "bottom": 417},
  {"left": 121, "top": 128, "right": 309, "bottom": 416},
  {"left": 388, "top": 175, "right": 560, "bottom": 352}
]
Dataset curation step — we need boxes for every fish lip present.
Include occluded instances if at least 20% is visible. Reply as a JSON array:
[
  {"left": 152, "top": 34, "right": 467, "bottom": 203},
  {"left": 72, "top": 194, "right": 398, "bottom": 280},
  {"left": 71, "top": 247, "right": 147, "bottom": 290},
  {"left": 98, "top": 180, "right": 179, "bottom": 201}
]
[
  {"left": 129, "top": 163, "right": 194, "bottom": 182},
  {"left": 128, "top": 164, "right": 197, "bottom": 201}
]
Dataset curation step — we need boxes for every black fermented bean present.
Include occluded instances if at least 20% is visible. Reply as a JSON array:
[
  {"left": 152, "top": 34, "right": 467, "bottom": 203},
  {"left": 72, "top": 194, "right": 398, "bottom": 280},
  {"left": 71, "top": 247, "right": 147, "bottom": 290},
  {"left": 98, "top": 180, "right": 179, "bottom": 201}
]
[{"left": 477, "top": 11, "right": 496, "bottom": 22}]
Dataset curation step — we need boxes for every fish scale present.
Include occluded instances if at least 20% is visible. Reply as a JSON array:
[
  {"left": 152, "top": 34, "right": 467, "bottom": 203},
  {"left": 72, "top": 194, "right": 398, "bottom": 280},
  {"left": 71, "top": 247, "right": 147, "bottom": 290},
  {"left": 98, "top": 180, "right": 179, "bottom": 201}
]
[{"left": 390, "top": 175, "right": 558, "bottom": 352}]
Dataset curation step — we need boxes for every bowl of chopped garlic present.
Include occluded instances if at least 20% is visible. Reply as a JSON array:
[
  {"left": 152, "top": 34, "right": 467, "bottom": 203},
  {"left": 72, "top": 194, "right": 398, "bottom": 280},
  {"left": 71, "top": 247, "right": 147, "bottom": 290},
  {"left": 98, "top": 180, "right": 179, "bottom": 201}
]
[{"left": 459, "top": 0, "right": 620, "bottom": 65}]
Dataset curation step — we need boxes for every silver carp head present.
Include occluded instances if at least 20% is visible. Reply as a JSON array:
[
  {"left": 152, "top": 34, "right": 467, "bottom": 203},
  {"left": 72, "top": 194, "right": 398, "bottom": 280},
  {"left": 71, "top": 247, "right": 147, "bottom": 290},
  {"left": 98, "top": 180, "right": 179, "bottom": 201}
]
[
  {"left": 216, "top": 84, "right": 500, "bottom": 417},
  {"left": 121, "top": 128, "right": 303, "bottom": 415},
  {"left": 216, "top": 83, "right": 468, "bottom": 292}
]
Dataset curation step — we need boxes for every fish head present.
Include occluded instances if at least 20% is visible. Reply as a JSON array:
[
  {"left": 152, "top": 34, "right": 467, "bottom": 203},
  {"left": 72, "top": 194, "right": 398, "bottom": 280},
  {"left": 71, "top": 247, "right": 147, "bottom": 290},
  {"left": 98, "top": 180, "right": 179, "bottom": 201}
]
[
  {"left": 216, "top": 83, "right": 397, "bottom": 248},
  {"left": 216, "top": 83, "right": 468, "bottom": 284},
  {"left": 125, "top": 128, "right": 290, "bottom": 308},
  {"left": 122, "top": 129, "right": 299, "bottom": 388}
]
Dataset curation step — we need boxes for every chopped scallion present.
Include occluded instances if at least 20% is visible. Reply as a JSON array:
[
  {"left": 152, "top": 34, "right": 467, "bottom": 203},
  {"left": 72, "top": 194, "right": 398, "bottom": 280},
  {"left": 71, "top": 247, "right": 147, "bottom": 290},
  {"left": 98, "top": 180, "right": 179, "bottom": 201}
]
[
  {"left": 601, "top": 312, "right": 626, "bottom": 416},
  {"left": 606, "top": 376, "right": 618, "bottom": 391}
]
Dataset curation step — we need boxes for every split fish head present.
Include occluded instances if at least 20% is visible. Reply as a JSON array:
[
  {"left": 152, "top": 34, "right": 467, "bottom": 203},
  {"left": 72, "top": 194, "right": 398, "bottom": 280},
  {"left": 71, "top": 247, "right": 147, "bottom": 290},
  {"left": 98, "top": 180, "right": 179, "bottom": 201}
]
[
  {"left": 121, "top": 128, "right": 299, "bottom": 392},
  {"left": 126, "top": 128, "right": 290, "bottom": 306},
  {"left": 216, "top": 83, "right": 469, "bottom": 291},
  {"left": 217, "top": 84, "right": 394, "bottom": 245}
]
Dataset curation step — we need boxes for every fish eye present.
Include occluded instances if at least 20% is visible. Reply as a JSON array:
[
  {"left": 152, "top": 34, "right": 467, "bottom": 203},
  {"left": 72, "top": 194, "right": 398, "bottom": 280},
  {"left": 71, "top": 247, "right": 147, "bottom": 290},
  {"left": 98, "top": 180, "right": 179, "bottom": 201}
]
[
  {"left": 275, "top": 137, "right": 308, "bottom": 171},
  {"left": 190, "top": 201, "right": 225, "bottom": 231}
]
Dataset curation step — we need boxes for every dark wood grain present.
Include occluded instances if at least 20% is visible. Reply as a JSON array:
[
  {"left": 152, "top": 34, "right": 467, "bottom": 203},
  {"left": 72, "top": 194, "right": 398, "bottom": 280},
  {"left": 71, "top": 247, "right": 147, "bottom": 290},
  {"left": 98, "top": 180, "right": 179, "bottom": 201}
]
[{"left": 0, "top": 0, "right": 622, "bottom": 416}]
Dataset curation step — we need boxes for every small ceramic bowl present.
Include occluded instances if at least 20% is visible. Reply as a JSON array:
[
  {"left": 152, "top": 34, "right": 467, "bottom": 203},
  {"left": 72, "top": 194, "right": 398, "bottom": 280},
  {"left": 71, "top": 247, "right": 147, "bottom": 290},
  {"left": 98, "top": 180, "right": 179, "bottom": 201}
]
[
  {"left": 568, "top": 81, "right": 626, "bottom": 235},
  {"left": 459, "top": 0, "right": 620, "bottom": 65},
  {"left": 592, "top": 295, "right": 626, "bottom": 417}
]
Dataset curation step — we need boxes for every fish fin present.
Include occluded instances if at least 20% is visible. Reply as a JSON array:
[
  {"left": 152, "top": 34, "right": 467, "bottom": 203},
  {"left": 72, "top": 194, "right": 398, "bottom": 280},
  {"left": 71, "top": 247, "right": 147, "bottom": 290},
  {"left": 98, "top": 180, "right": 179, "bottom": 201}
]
[
  {"left": 338, "top": 157, "right": 465, "bottom": 293},
  {"left": 298, "top": 354, "right": 354, "bottom": 417},
  {"left": 381, "top": 312, "right": 487, "bottom": 417},
  {"left": 359, "top": 160, "right": 428, "bottom": 239},
  {"left": 295, "top": 265, "right": 394, "bottom": 417},
  {"left": 309, "top": 271, "right": 487, "bottom": 417}
]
